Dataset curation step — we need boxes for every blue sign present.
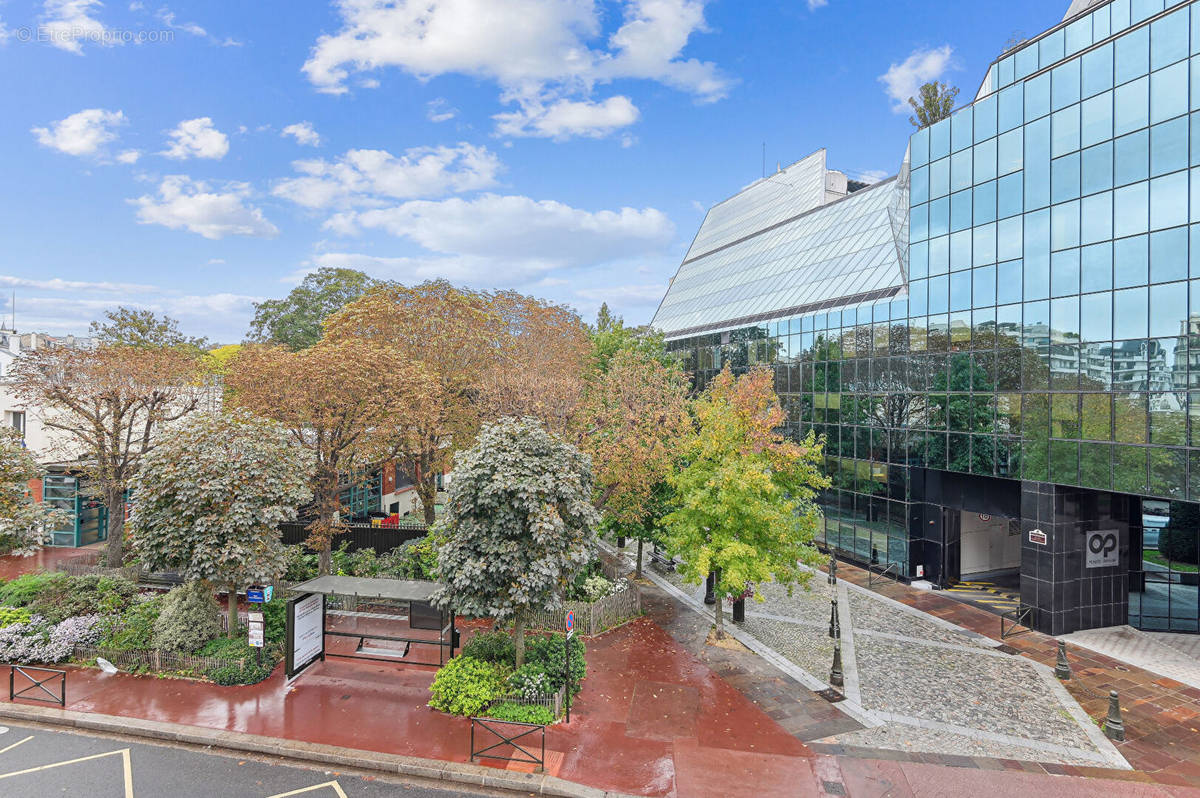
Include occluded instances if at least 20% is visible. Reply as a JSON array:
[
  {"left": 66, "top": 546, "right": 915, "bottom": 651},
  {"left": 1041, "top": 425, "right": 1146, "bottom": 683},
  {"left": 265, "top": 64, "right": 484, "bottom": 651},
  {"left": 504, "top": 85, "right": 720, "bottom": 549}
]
[
  {"left": 565, "top": 610, "right": 574, "bottom": 633},
  {"left": 247, "top": 585, "right": 274, "bottom": 604}
]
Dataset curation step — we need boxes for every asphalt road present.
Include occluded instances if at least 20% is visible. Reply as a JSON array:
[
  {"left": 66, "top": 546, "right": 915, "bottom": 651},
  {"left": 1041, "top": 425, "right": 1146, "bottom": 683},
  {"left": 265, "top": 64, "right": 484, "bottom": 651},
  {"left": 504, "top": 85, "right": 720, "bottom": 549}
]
[{"left": 0, "top": 722, "right": 499, "bottom": 798}]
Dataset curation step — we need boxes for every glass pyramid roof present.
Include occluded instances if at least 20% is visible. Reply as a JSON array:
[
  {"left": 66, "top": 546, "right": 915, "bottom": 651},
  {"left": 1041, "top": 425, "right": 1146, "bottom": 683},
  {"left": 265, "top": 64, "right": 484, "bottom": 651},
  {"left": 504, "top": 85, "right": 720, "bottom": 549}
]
[{"left": 653, "top": 152, "right": 909, "bottom": 340}]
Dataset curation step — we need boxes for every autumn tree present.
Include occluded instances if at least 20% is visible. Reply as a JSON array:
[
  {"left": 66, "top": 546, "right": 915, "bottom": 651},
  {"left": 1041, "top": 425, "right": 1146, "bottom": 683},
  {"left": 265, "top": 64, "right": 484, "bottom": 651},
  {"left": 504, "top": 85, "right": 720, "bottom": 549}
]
[
  {"left": 325, "top": 281, "right": 504, "bottom": 524},
  {"left": 0, "top": 428, "right": 66, "bottom": 555},
  {"left": 433, "top": 417, "right": 599, "bottom": 666},
  {"left": 90, "top": 307, "right": 209, "bottom": 355},
  {"left": 248, "top": 267, "right": 377, "bottom": 350},
  {"left": 662, "top": 364, "right": 829, "bottom": 638},
  {"left": 908, "top": 81, "right": 960, "bottom": 129},
  {"left": 477, "top": 291, "right": 591, "bottom": 435},
  {"left": 12, "top": 342, "right": 205, "bottom": 566},
  {"left": 226, "top": 337, "right": 420, "bottom": 573},
  {"left": 129, "top": 411, "right": 312, "bottom": 634},
  {"left": 580, "top": 348, "right": 691, "bottom": 576}
]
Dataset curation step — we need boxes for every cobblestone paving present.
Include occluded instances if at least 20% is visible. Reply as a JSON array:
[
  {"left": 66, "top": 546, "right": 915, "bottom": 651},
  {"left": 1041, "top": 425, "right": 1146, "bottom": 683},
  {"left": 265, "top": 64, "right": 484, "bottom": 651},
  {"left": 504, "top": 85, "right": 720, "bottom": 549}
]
[
  {"left": 741, "top": 615, "right": 835, "bottom": 681},
  {"left": 812, "top": 722, "right": 1106, "bottom": 766},
  {"left": 853, "top": 635, "right": 1094, "bottom": 751},
  {"left": 845, "top": 588, "right": 995, "bottom": 650}
]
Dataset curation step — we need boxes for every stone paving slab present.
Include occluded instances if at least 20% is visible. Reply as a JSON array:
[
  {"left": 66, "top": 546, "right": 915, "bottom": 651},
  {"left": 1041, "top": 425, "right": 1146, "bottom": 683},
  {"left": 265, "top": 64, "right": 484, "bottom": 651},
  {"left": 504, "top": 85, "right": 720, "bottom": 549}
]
[
  {"left": 844, "top": 587, "right": 995, "bottom": 650},
  {"left": 1064, "top": 626, "right": 1200, "bottom": 691}
]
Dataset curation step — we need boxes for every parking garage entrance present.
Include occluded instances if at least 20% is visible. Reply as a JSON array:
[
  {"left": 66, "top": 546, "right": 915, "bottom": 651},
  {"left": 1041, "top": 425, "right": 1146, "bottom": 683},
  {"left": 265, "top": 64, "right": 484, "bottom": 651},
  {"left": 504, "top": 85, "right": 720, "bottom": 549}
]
[{"left": 944, "top": 511, "right": 1022, "bottom": 615}]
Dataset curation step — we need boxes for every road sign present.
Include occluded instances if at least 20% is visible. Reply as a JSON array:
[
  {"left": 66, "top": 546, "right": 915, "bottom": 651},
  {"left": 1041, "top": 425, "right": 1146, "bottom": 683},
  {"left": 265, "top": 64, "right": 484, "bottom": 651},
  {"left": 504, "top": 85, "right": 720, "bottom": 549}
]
[
  {"left": 565, "top": 610, "right": 574, "bottom": 638},
  {"left": 247, "top": 585, "right": 274, "bottom": 603}
]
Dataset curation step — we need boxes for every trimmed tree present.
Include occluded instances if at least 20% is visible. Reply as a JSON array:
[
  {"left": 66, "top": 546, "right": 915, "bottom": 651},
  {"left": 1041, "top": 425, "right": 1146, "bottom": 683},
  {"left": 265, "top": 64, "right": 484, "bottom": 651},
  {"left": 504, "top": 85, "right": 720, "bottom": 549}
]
[
  {"left": 0, "top": 427, "right": 65, "bottom": 555},
  {"left": 432, "top": 417, "right": 599, "bottom": 667},
  {"left": 662, "top": 364, "right": 830, "bottom": 638},
  {"left": 129, "top": 410, "right": 313, "bottom": 634}
]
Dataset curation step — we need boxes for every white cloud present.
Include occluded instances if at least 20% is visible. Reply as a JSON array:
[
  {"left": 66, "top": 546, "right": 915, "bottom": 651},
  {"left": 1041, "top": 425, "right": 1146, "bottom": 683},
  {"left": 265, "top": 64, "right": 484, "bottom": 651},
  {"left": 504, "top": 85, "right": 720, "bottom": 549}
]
[
  {"left": 329, "top": 193, "right": 674, "bottom": 273},
  {"left": 131, "top": 175, "right": 279, "bottom": 239},
  {"left": 851, "top": 169, "right": 889, "bottom": 184},
  {"left": 806, "top": 0, "right": 828, "bottom": 9},
  {"left": 493, "top": 95, "right": 639, "bottom": 140},
  {"left": 302, "top": 0, "right": 728, "bottom": 138},
  {"left": 156, "top": 8, "right": 205, "bottom": 37},
  {"left": 273, "top": 143, "right": 502, "bottom": 210},
  {"left": 32, "top": 108, "right": 126, "bottom": 158},
  {"left": 162, "top": 117, "right": 230, "bottom": 160},
  {"left": 426, "top": 98, "right": 457, "bottom": 123},
  {"left": 0, "top": 17, "right": 10, "bottom": 44},
  {"left": 879, "top": 45, "right": 956, "bottom": 112},
  {"left": 116, "top": 149, "right": 140, "bottom": 164},
  {"left": 41, "top": 0, "right": 116, "bottom": 54},
  {"left": 0, "top": 274, "right": 161, "bottom": 293},
  {"left": 281, "top": 122, "right": 322, "bottom": 146},
  {"left": 575, "top": 283, "right": 667, "bottom": 302}
]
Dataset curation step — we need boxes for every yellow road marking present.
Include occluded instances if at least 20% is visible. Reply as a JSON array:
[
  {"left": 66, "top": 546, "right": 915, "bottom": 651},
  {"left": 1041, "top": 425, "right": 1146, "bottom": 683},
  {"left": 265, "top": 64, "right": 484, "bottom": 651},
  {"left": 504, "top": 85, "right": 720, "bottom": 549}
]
[
  {"left": 0, "top": 736, "right": 33, "bottom": 755},
  {"left": 0, "top": 747, "right": 134, "bottom": 797},
  {"left": 267, "top": 780, "right": 350, "bottom": 798}
]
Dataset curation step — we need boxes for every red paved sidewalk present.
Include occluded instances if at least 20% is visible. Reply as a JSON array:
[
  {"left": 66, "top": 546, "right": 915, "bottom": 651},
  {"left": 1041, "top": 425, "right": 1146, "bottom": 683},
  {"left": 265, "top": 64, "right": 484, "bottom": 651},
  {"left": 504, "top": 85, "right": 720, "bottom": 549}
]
[
  {"left": 834, "top": 559, "right": 1200, "bottom": 788},
  {"left": 0, "top": 544, "right": 101, "bottom": 581}
]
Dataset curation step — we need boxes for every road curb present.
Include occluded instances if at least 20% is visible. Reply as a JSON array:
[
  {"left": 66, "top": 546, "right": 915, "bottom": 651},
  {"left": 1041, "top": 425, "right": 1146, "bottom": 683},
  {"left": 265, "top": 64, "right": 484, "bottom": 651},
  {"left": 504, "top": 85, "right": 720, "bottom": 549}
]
[{"left": 0, "top": 702, "right": 632, "bottom": 798}]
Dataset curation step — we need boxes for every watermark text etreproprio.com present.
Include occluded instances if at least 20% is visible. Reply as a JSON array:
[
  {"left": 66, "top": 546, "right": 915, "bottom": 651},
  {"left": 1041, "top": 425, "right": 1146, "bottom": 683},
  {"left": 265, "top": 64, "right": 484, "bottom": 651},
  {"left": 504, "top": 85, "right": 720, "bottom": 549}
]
[{"left": 12, "top": 26, "right": 176, "bottom": 46}]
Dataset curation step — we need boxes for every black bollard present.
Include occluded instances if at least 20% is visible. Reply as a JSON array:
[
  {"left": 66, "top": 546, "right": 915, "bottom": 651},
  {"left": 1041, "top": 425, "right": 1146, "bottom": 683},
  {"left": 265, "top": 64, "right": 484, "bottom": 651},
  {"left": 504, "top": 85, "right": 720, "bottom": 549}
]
[
  {"left": 1104, "top": 690, "right": 1125, "bottom": 741},
  {"left": 704, "top": 571, "right": 716, "bottom": 605},
  {"left": 830, "top": 640, "right": 844, "bottom": 689},
  {"left": 732, "top": 597, "right": 745, "bottom": 623},
  {"left": 1055, "top": 640, "right": 1071, "bottom": 681},
  {"left": 828, "top": 554, "right": 838, "bottom": 586},
  {"left": 828, "top": 595, "right": 841, "bottom": 639},
  {"left": 617, "top": 535, "right": 626, "bottom": 548}
]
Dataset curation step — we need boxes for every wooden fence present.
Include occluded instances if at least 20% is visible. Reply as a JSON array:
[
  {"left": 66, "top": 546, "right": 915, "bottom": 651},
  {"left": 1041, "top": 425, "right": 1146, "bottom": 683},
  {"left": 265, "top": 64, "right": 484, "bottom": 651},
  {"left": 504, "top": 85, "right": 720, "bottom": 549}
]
[
  {"left": 72, "top": 645, "right": 248, "bottom": 676},
  {"left": 489, "top": 684, "right": 566, "bottom": 719},
  {"left": 525, "top": 579, "right": 641, "bottom": 637}
]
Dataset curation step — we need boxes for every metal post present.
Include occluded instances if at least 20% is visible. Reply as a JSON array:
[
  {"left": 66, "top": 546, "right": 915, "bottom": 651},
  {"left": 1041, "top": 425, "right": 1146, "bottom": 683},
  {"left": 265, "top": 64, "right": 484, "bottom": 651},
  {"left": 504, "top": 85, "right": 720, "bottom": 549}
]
[
  {"left": 1055, "top": 640, "right": 1071, "bottom": 681},
  {"left": 828, "top": 554, "right": 838, "bottom": 586},
  {"left": 732, "top": 597, "right": 745, "bottom": 623},
  {"left": 704, "top": 571, "right": 716, "bottom": 605},
  {"left": 1104, "top": 690, "right": 1125, "bottom": 741},
  {"left": 830, "top": 640, "right": 844, "bottom": 689},
  {"left": 469, "top": 718, "right": 475, "bottom": 762},
  {"left": 564, "top": 634, "right": 571, "bottom": 724},
  {"left": 828, "top": 595, "right": 841, "bottom": 639}
]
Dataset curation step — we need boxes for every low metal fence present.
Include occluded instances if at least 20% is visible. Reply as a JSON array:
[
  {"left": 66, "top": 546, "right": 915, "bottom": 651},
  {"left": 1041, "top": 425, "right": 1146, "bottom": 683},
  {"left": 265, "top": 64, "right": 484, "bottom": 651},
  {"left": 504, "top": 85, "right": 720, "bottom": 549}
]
[
  {"left": 524, "top": 580, "right": 641, "bottom": 637},
  {"left": 469, "top": 717, "right": 545, "bottom": 772},
  {"left": 868, "top": 561, "right": 901, "bottom": 589},
  {"left": 8, "top": 665, "right": 66, "bottom": 706},
  {"left": 1001, "top": 605, "right": 1035, "bottom": 639},
  {"left": 278, "top": 522, "right": 426, "bottom": 554},
  {"left": 488, "top": 684, "right": 566, "bottom": 719}
]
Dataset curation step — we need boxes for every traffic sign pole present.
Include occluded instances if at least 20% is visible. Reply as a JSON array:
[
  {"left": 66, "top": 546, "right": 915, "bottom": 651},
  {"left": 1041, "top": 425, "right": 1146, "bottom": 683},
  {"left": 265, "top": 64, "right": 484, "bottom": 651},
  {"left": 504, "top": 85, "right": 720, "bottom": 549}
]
[{"left": 564, "top": 610, "right": 575, "bottom": 723}]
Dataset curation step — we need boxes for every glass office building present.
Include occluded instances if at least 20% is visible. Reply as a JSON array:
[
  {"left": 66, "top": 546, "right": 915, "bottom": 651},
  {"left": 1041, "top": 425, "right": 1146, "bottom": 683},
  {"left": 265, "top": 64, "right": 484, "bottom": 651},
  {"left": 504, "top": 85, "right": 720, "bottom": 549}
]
[{"left": 655, "top": 0, "right": 1200, "bottom": 634}]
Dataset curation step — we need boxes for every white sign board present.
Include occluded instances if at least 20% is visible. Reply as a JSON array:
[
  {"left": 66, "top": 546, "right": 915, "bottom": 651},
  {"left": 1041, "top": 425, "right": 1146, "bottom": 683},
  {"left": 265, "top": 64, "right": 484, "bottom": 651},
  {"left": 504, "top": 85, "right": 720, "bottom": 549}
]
[
  {"left": 1086, "top": 529, "right": 1120, "bottom": 569},
  {"left": 1029, "top": 529, "right": 1048, "bottom": 545},
  {"left": 287, "top": 593, "right": 325, "bottom": 678},
  {"left": 248, "top": 621, "right": 264, "bottom": 648}
]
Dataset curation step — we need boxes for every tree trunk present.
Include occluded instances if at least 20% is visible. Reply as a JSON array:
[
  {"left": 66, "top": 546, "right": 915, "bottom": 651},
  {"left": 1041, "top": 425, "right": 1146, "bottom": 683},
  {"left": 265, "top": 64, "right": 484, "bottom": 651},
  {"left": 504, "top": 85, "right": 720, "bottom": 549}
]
[
  {"left": 315, "top": 473, "right": 337, "bottom": 576},
  {"left": 714, "top": 594, "right": 725, "bottom": 639},
  {"left": 513, "top": 612, "right": 527, "bottom": 668},
  {"left": 418, "top": 473, "right": 438, "bottom": 525},
  {"left": 104, "top": 486, "right": 125, "bottom": 567},
  {"left": 227, "top": 583, "right": 238, "bottom": 638},
  {"left": 318, "top": 542, "right": 332, "bottom": 576},
  {"left": 636, "top": 539, "right": 643, "bottom": 579}
]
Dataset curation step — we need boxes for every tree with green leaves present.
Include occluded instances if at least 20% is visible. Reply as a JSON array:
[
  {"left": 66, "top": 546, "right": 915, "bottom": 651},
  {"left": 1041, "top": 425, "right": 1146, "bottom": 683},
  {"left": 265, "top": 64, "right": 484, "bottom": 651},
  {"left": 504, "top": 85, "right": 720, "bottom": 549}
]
[
  {"left": 589, "top": 303, "right": 670, "bottom": 374},
  {"left": 128, "top": 410, "right": 313, "bottom": 634},
  {"left": 89, "top": 308, "right": 209, "bottom": 355},
  {"left": 662, "top": 364, "right": 829, "bottom": 638},
  {"left": 247, "top": 267, "right": 377, "bottom": 350},
  {"left": 908, "top": 81, "right": 960, "bottom": 129},
  {"left": 0, "top": 427, "right": 65, "bottom": 555},
  {"left": 432, "top": 417, "right": 599, "bottom": 666}
]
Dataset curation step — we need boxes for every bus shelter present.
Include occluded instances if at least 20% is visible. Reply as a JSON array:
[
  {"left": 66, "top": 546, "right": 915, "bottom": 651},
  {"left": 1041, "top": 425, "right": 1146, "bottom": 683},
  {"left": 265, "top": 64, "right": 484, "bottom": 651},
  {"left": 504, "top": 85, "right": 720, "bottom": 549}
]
[{"left": 286, "top": 576, "right": 457, "bottom": 679}]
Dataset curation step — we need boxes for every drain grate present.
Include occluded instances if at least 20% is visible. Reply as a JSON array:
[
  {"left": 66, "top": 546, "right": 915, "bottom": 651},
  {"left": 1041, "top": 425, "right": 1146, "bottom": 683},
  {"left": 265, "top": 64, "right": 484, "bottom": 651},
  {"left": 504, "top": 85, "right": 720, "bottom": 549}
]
[
  {"left": 816, "top": 688, "right": 846, "bottom": 703},
  {"left": 821, "top": 780, "right": 847, "bottom": 795},
  {"left": 996, "top": 644, "right": 1019, "bottom": 655}
]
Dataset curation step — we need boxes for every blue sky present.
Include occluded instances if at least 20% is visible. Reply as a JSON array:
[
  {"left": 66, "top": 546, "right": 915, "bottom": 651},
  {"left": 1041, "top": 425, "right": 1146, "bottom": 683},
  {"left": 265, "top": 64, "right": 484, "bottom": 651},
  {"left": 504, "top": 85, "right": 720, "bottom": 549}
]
[{"left": 0, "top": 0, "right": 1066, "bottom": 343}]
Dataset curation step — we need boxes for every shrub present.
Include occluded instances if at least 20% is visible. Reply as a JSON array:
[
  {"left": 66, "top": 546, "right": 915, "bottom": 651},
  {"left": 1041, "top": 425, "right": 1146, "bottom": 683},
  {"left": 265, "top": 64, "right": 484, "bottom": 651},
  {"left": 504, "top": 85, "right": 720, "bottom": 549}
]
[
  {"left": 566, "top": 560, "right": 606, "bottom": 600},
  {"left": 428, "top": 656, "right": 507, "bottom": 716},
  {"left": 526, "top": 634, "right": 586, "bottom": 695},
  {"left": 282, "top": 545, "right": 318, "bottom": 583},
  {"left": 29, "top": 574, "right": 137, "bottom": 624},
  {"left": 0, "top": 573, "right": 63, "bottom": 607},
  {"left": 0, "top": 614, "right": 103, "bottom": 663},
  {"left": 1159, "top": 526, "right": 1199, "bottom": 566},
  {"left": 208, "top": 661, "right": 273, "bottom": 686},
  {"left": 509, "top": 663, "right": 553, "bottom": 699},
  {"left": 261, "top": 598, "right": 287, "bottom": 646},
  {"left": 579, "top": 575, "right": 623, "bottom": 602},
  {"left": 484, "top": 702, "right": 554, "bottom": 725},
  {"left": 96, "top": 597, "right": 162, "bottom": 652},
  {"left": 461, "top": 629, "right": 516, "bottom": 667},
  {"left": 0, "top": 606, "right": 31, "bottom": 628},
  {"left": 153, "top": 582, "right": 221, "bottom": 653}
]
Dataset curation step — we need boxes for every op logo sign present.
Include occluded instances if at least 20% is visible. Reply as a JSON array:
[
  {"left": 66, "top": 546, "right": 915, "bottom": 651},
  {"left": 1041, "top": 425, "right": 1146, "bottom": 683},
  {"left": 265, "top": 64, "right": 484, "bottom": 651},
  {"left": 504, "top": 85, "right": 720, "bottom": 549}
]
[{"left": 1086, "top": 530, "right": 1119, "bottom": 569}]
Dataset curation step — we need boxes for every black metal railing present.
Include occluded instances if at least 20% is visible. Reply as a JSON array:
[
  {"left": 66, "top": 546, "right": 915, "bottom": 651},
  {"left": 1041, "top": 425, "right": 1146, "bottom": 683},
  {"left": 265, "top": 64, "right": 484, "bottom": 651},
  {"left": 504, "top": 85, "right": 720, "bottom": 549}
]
[
  {"left": 1000, "top": 605, "right": 1034, "bottom": 639},
  {"left": 278, "top": 522, "right": 426, "bottom": 554},
  {"left": 868, "top": 561, "right": 900, "bottom": 589},
  {"left": 9, "top": 665, "right": 66, "bottom": 706},
  {"left": 469, "top": 717, "right": 546, "bottom": 772}
]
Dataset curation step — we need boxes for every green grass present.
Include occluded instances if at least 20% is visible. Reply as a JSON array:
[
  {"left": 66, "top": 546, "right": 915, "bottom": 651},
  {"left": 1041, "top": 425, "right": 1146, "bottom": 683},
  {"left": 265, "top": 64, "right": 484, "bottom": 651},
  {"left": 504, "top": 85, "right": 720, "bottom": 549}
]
[{"left": 1143, "top": 550, "right": 1200, "bottom": 573}]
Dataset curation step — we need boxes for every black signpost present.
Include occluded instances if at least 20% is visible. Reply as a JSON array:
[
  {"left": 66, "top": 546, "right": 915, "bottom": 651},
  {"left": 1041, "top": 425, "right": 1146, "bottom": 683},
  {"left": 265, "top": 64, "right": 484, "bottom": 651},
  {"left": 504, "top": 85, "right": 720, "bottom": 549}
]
[{"left": 564, "top": 610, "right": 575, "bottom": 723}]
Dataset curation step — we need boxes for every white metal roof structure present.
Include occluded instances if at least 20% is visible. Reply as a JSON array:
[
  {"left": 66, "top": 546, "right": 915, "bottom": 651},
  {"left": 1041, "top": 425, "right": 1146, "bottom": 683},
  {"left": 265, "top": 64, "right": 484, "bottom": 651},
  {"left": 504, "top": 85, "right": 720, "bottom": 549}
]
[{"left": 652, "top": 149, "right": 909, "bottom": 340}]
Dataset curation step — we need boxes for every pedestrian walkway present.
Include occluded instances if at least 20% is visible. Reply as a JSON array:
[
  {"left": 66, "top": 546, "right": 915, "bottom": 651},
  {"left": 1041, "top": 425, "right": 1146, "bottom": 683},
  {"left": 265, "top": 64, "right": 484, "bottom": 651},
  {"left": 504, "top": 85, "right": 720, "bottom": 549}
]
[{"left": 1063, "top": 625, "right": 1200, "bottom": 691}]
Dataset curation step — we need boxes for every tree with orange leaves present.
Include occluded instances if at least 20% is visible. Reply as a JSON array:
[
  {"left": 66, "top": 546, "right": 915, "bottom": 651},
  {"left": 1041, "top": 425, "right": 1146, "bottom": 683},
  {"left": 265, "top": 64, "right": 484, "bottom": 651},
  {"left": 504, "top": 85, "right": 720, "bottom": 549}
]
[
  {"left": 226, "top": 337, "right": 421, "bottom": 574},
  {"left": 580, "top": 348, "right": 691, "bottom": 576},
  {"left": 12, "top": 342, "right": 207, "bottom": 567},
  {"left": 661, "top": 364, "right": 829, "bottom": 638}
]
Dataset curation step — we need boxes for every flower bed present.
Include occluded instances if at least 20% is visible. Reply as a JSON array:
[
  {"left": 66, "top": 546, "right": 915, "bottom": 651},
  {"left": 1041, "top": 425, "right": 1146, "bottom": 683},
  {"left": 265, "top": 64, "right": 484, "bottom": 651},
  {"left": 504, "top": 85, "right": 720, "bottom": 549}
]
[{"left": 524, "top": 577, "right": 641, "bottom": 637}]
